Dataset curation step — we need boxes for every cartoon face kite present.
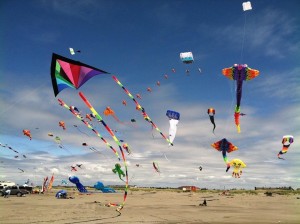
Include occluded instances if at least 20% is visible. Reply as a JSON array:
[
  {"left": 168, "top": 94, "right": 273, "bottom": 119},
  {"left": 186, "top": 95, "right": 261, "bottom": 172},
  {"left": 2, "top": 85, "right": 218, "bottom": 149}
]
[
  {"left": 229, "top": 159, "right": 246, "bottom": 178},
  {"left": 222, "top": 64, "right": 259, "bottom": 133}
]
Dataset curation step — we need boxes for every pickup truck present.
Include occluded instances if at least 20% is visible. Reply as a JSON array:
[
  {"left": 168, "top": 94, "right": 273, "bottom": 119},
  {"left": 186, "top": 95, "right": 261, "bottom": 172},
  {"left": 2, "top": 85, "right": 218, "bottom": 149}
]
[{"left": 0, "top": 185, "right": 29, "bottom": 197}]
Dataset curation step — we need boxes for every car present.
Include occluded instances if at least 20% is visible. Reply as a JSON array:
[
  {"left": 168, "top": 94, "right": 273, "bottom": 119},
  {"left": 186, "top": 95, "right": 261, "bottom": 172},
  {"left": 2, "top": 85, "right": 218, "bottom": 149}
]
[{"left": 0, "top": 185, "right": 29, "bottom": 197}]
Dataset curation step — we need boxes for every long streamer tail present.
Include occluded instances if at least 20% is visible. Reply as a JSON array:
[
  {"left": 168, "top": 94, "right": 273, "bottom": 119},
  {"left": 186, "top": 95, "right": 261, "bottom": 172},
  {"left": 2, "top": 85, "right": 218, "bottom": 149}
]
[
  {"left": 112, "top": 75, "right": 173, "bottom": 146},
  {"left": 78, "top": 92, "right": 128, "bottom": 212}
]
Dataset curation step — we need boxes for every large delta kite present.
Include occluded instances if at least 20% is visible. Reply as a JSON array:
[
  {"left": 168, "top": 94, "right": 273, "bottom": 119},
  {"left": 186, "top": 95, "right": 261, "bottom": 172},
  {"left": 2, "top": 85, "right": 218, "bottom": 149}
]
[{"left": 50, "top": 53, "right": 109, "bottom": 96}]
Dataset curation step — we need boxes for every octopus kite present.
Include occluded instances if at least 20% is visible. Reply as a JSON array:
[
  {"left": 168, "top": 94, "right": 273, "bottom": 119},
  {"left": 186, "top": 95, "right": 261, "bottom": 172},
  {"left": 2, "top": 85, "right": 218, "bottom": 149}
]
[
  {"left": 211, "top": 138, "right": 238, "bottom": 172},
  {"left": 112, "top": 163, "right": 125, "bottom": 181},
  {"left": 229, "top": 159, "right": 246, "bottom": 178},
  {"left": 278, "top": 135, "right": 294, "bottom": 159},
  {"left": 222, "top": 64, "right": 259, "bottom": 133}
]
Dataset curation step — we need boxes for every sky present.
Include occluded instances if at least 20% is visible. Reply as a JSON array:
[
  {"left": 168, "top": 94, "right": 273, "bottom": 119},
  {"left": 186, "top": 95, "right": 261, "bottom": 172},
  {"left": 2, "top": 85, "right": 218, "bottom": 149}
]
[{"left": 0, "top": 0, "right": 299, "bottom": 190}]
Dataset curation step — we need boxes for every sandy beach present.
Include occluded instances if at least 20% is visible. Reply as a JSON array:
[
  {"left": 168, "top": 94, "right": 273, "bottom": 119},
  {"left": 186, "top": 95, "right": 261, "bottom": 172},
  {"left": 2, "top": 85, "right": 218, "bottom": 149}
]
[{"left": 1, "top": 189, "right": 299, "bottom": 224}]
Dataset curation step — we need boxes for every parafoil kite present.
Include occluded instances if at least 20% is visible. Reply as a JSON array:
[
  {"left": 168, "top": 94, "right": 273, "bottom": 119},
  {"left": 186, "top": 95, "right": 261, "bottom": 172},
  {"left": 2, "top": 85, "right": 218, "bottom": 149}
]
[
  {"left": 23, "top": 130, "right": 32, "bottom": 140},
  {"left": 59, "top": 121, "right": 66, "bottom": 130},
  {"left": 278, "top": 135, "right": 294, "bottom": 159},
  {"left": 222, "top": 64, "right": 259, "bottom": 133},
  {"left": 229, "top": 159, "right": 246, "bottom": 178},
  {"left": 50, "top": 53, "right": 109, "bottom": 96},
  {"left": 112, "top": 163, "right": 125, "bottom": 181},
  {"left": 180, "top": 52, "right": 194, "bottom": 64},
  {"left": 211, "top": 138, "right": 238, "bottom": 172},
  {"left": 242, "top": 1, "right": 252, "bottom": 11},
  {"left": 166, "top": 110, "right": 180, "bottom": 146},
  {"left": 207, "top": 108, "right": 216, "bottom": 133}
]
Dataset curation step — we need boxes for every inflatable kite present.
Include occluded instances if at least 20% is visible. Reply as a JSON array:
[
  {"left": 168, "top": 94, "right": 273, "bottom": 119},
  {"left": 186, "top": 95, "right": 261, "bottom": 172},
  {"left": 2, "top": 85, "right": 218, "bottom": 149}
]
[
  {"left": 166, "top": 110, "right": 180, "bottom": 146},
  {"left": 278, "top": 135, "right": 294, "bottom": 159},
  {"left": 94, "top": 181, "right": 116, "bottom": 193},
  {"left": 180, "top": 52, "right": 194, "bottom": 64},
  {"left": 207, "top": 108, "right": 216, "bottom": 134},
  {"left": 112, "top": 163, "right": 125, "bottom": 181},
  {"left": 23, "top": 129, "right": 32, "bottom": 140},
  {"left": 229, "top": 159, "right": 246, "bottom": 178},
  {"left": 50, "top": 53, "right": 109, "bottom": 96},
  {"left": 222, "top": 64, "right": 259, "bottom": 133},
  {"left": 69, "top": 176, "right": 88, "bottom": 193},
  {"left": 211, "top": 138, "right": 238, "bottom": 172}
]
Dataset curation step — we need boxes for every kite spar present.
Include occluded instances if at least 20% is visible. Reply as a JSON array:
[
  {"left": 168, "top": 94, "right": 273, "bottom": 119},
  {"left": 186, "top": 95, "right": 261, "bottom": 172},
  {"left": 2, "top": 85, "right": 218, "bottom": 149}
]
[{"left": 112, "top": 76, "right": 173, "bottom": 146}]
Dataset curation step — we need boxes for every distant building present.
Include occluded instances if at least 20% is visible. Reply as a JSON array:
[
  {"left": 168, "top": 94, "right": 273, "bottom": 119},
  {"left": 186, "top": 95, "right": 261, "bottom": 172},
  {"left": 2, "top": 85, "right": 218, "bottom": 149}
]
[
  {"left": 255, "top": 186, "right": 294, "bottom": 190},
  {"left": 178, "top": 186, "right": 199, "bottom": 192}
]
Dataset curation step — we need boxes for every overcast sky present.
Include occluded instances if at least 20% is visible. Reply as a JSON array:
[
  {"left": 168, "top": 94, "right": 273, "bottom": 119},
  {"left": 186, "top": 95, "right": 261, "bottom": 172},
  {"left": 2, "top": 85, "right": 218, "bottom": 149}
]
[{"left": 0, "top": 0, "right": 299, "bottom": 190}]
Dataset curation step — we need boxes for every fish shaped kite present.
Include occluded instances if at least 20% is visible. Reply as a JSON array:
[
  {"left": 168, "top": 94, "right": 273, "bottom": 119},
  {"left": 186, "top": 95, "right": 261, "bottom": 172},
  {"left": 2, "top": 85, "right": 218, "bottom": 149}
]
[
  {"left": 50, "top": 53, "right": 109, "bottom": 96},
  {"left": 278, "top": 135, "right": 294, "bottom": 159},
  {"left": 211, "top": 138, "right": 238, "bottom": 172},
  {"left": 222, "top": 64, "right": 259, "bottom": 133},
  {"left": 229, "top": 159, "right": 246, "bottom": 178},
  {"left": 207, "top": 108, "right": 216, "bottom": 134},
  {"left": 166, "top": 110, "right": 180, "bottom": 146}
]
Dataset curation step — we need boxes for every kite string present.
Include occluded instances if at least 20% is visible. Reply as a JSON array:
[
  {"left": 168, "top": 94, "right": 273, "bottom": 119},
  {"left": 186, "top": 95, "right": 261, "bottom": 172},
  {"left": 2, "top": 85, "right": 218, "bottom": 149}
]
[{"left": 240, "top": 12, "right": 247, "bottom": 63}]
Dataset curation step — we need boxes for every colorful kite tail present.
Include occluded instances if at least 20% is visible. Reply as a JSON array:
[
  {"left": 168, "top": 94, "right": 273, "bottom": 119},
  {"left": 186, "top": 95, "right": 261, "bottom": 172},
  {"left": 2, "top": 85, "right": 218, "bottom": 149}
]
[{"left": 234, "top": 111, "right": 241, "bottom": 133}]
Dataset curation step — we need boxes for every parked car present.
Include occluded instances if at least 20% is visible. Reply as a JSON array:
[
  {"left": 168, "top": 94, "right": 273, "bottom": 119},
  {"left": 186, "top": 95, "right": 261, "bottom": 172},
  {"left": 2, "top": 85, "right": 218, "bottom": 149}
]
[{"left": 0, "top": 185, "right": 29, "bottom": 197}]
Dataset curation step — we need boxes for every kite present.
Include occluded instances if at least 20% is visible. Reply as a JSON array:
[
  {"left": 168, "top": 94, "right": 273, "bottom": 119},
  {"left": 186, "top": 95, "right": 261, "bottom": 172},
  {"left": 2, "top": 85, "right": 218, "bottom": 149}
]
[
  {"left": 113, "top": 76, "right": 173, "bottom": 146},
  {"left": 229, "top": 159, "right": 246, "bottom": 178},
  {"left": 166, "top": 110, "right": 180, "bottom": 146},
  {"left": 211, "top": 138, "right": 238, "bottom": 172},
  {"left": 48, "top": 133, "right": 54, "bottom": 137},
  {"left": 136, "top": 94, "right": 142, "bottom": 99},
  {"left": 242, "top": 1, "right": 252, "bottom": 11},
  {"left": 0, "top": 143, "right": 27, "bottom": 158},
  {"left": 199, "top": 166, "right": 202, "bottom": 171},
  {"left": 172, "top": 68, "right": 176, "bottom": 73},
  {"left": 278, "top": 135, "right": 294, "bottom": 159},
  {"left": 76, "top": 164, "right": 83, "bottom": 168},
  {"left": 156, "top": 81, "right": 160, "bottom": 86},
  {"left": 82, "top": 143, "right": 88, "bottom": 146},
  {"left": 23, "top": 129, "right": 32, "bottom": 140},
  {"left": 207, "top": 108, "right": 216, "bottom": 134},
  {"left": 18, "top": 168, "right": 24, "bottom": 173},
  {"left": 103, "top": 106, "right": 123, "bottom": 124},
  {"left": 69, "top": 48, "right": 81, "bottom": 55},
  {"left": 147, "top": 87, "right": 152, "bottom": 93},
  {"left": 122, "top": 143, "right": 131, "bottom": 155},
  {"left": 61, "top": 180, "right": 68, "bottom": 185},
  {"left": 85, "top": 114, "right": 93, "bottom": 121},
  {"left": 50, "top": 53, "right": 109, "bottom": 96},
  {"left": 112, "top": 163, "right": 125, "bottom": 181},
  {"left": 69, "top": 176, "right": 88, "bottom": 193},
  {"left": 180, "top": 52, "right": 194, "bottom": 64},
  {"left": 122, "top": 100, "right": 127, "bottom": 106},
  {"left": 153, "top": 162, "right": 160, "bottom": 173},
  {"left": 54, "top": 136, "right": 64, "bottom": 148},
  {"left": 59, "top": 121, "right": 66, "bottom": 130},
  {"left": 71, "top": 166, "right": 77, "bottom": 172},
  {"left": 164, "top": 74, "right": 168, "bottom": 79},
  {"left": 222, "top": 64, "right": 259, "bottom": 133}
]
